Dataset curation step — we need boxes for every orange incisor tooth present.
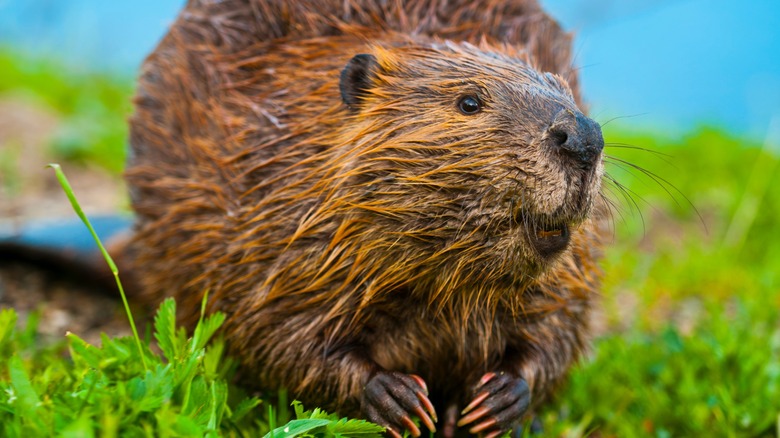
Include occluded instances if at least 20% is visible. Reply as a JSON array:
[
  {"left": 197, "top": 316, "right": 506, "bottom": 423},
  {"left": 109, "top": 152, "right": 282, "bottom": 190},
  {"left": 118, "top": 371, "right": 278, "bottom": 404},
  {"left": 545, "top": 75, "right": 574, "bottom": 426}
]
[{"left": 537, "top": 229, "right": 562, "bottom": 238}]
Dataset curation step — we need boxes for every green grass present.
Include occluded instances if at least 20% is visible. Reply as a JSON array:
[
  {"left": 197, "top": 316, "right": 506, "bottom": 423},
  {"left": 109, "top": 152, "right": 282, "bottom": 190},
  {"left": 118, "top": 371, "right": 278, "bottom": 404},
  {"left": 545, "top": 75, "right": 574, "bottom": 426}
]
[
  {"left": 1, "top": 51, "right": 779, "bottom": 436},
  {"left": 0, "top": 300, "right": 384, "bottom": 437}
]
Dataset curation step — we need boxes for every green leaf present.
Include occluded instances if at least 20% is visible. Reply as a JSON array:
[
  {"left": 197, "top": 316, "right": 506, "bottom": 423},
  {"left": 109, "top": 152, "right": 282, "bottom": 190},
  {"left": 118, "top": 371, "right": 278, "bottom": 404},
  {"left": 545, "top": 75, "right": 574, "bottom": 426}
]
[
  {"left": 0, "top": 309, "right": 18, "bottom": 363},
  {"left": 265, "top": 405, "right": 384, "bottom": 438},
  {"left": 191, "top": 311, "right": 226, "bottom": 353},
  {"left": 0, "top": 308, "right": 17, "bottom": 348},
  {"left": 67, "top": 333, "right": 103, "bottom": 370},
  {"left": 128, "top": 365, "right": 174, "bottom": 413},
  {"left": 8, "top": 355, "right": 46, "bottom": 430},
  {"left": 98, "top": 334, "right": 136, "bottom": 369},
  {"left": 207, "top": 380, "right": 228, "bottom": 431},
  {"left": 18, "top": 311, "right": 41, "bottom": 350},
  {"left": 328, "top": 418, "right": 385, "bottom": 436},
  {"left": 230, "top": 397, "right": 261, "bottom": 423},
  {"left": 60, "top": 414, "right": 96, "bottom": 438},
  {"left": 292, "top": 400, "right": 305, "bottom": 419},
  {"left": 154, "top": 298, "right": 179, "bottom": 362},
  {"left": 183, "top": 376, "right": 211, "bottom": 425},
  {"left": 262, "top": 418, "right": 331, "bottom": 438},
  {"left": 202, "top": 337, "right": 226, "bottom": 377},
  {"left": 173, "top": 415, "right": 204, "bottom": 435}
]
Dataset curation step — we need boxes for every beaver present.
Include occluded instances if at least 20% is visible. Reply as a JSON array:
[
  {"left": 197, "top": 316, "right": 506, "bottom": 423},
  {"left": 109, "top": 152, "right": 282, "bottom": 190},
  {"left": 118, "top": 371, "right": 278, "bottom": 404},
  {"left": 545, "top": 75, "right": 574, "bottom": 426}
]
[{"left": 124, "top": 1, "right": 606, "bottom": 436}]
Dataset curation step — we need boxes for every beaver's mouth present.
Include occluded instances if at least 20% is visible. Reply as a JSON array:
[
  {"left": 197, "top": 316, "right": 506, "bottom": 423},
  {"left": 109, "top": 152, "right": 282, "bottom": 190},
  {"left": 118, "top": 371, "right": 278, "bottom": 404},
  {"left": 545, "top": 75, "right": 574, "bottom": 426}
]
[{"left": 515, "top": 213, "right": 571, "bottom": 258}]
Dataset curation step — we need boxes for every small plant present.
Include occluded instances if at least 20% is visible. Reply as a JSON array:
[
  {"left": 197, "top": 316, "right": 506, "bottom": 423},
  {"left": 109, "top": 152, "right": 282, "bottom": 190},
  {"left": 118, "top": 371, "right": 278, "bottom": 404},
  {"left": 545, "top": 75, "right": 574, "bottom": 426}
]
[
  {"left": 264, "top": 402, "right": 385, "bottom": 438},
  {"left": 0, "top": 298, "right": 386, "bottom": 437},
  {"left": 0, "top": 299, "right": 261, "bottom": 436}
]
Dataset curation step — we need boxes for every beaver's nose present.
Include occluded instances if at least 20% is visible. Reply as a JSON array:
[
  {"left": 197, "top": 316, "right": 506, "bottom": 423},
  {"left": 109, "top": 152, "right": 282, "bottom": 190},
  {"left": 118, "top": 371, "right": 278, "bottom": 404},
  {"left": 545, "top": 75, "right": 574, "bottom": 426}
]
[{"left": 547, "top": 109, "right": 604, "bottom": 168}]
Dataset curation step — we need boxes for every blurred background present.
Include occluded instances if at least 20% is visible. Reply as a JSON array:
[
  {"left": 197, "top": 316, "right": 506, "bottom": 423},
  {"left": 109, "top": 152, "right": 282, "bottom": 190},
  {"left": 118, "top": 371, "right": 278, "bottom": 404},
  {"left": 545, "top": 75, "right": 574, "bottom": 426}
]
[
  {"left": 0, "top": 1, "right": 778, "bottom": 435},
  {"left": 2, "top": 0, "right": 778, "bottom": 138}
]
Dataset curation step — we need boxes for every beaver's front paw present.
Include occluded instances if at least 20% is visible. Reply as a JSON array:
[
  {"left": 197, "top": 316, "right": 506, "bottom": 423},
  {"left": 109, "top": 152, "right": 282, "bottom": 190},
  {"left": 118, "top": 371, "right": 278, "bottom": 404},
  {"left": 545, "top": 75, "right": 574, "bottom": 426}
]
[
  {"left": 361, "top": 371, "right": 438, "bottom": 437},
  {"left": 458, "top": 372, "right": 531, "bottom": 438}
]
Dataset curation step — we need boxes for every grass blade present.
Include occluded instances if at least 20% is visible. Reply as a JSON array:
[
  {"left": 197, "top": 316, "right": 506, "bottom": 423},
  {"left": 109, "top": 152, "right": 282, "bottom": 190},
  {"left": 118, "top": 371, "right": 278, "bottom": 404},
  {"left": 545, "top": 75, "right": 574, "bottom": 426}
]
[{"left": 47, "top": 163, "right": 147, "bottom": 371}]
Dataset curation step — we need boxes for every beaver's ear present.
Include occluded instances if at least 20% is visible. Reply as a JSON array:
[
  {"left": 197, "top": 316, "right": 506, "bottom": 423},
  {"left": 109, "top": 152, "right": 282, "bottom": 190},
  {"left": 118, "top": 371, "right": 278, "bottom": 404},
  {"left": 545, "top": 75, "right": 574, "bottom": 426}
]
[{"left": 340, "top": 54, "right": 379, "bottom": 110}]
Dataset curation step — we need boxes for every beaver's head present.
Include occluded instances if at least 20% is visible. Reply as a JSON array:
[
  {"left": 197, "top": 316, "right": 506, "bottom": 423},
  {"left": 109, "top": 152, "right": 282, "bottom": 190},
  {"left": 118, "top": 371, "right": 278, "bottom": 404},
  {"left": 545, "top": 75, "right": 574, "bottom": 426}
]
[{"left": 336, "top": 42, "right": 603, "bottom": 279}]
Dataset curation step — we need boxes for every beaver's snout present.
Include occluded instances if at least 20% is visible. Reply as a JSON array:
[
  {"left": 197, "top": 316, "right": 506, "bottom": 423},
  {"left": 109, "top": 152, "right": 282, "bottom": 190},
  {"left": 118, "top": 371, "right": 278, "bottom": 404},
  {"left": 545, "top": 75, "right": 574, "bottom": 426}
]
[{"left": 547, "top": 109, "right": 604, "bottom": 169}]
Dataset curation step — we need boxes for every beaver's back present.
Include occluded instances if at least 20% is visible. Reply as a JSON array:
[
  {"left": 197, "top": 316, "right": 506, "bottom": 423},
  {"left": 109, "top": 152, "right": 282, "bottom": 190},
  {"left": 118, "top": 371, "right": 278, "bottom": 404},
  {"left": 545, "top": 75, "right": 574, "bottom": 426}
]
[{"left": 172, "top": 0, "right": 575, "bottom": 79}]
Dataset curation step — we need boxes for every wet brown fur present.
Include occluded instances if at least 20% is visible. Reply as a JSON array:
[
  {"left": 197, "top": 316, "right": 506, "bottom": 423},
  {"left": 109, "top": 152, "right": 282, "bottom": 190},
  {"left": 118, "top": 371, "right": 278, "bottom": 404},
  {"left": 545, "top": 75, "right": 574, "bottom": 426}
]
[{"left": 125, "top": 0, "right": 606, "bottom": 423}]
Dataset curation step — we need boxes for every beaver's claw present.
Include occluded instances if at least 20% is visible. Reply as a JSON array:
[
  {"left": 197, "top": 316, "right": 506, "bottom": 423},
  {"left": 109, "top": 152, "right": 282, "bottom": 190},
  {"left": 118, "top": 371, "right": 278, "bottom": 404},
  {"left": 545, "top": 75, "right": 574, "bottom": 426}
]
[
  {"left": 457, "top": 372, "right": 531, "bottom": 438},
  {"left": 361, "top": 371, "right": 437, "bottom": 437}
]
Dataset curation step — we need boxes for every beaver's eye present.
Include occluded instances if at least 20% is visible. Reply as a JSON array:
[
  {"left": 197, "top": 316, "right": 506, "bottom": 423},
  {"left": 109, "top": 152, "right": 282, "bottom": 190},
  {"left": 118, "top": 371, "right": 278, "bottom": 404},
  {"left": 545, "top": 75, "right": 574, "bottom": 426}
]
[{"left": 457, "top": 95, "right": 481, "bottom": 115}]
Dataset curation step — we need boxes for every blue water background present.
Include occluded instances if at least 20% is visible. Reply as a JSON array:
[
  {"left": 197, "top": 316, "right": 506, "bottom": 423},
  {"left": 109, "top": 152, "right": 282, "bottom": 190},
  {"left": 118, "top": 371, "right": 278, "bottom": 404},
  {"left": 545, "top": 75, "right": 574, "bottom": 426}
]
[{"left": 0, "top": 0, "right": 778, "bottom": 140}]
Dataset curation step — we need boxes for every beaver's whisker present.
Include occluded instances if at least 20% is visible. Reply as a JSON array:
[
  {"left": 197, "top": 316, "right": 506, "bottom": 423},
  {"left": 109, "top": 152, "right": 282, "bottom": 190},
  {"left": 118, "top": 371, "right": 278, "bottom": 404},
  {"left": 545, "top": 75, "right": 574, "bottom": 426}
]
[
  {"left": 606, "top": 155, "right": 694, "bottom": 205},
  {"left": 598, "top": 191, "right": 620, "bottom": 239},
  {"left": 600, "top": 185, "right": 627, "bottom": 220},
  {"left": 597, "top": 112, "right": 649, "bottom": 128},
  {"left": 604, "top": 143, "right": 674, "bottom": 160},
  {"left": 602, "top": 173, "right": 647, "bottom": 233},
  {"left": 599, "top": 184, "right": 630, "bottom": 231},
  {"left": 606, "top": 156, "right": 706, "bottom": 233}
]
